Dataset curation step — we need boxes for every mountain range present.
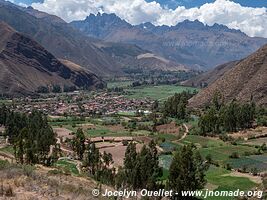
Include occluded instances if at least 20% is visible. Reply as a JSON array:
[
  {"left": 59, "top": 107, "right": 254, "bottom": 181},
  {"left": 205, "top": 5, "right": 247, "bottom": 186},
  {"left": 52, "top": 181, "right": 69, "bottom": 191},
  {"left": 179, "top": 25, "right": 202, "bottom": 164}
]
[
  {"left": 0, "top": 0, "right": 266, "bottom": 102},
  {"left": 71, "top": 13, "right": 267, "bottom": 70},
  {"left": 189, "top": 44, "right": 267, "bottom": 107},
  {"left": 0, "top": 1, "right": 187, "bottom": 76},
  {"left": 0, "top": 21, "right": 105, "bottom": 96}
]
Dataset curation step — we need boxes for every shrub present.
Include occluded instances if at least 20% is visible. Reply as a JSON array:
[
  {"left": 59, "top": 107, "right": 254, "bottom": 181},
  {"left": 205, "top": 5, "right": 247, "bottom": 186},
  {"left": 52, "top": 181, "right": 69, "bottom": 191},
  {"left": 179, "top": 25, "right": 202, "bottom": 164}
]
[
  {"left": 122, "top": 140, "right": 129, "bottom": 146},
  {"left": 225, "top": 163, "right": 232, "bottom": 170},
  {"left": 229, "top": 152, "right": 239, "bottom": 159},
  {"left": 22, "top": 165, "right": 35, "bottom": 177},
  {"left": 251, "top": 167, "right": 258, "bottom": 176},
  {"left": 5, "top": 185, "right": 14, "bottom": 197}
]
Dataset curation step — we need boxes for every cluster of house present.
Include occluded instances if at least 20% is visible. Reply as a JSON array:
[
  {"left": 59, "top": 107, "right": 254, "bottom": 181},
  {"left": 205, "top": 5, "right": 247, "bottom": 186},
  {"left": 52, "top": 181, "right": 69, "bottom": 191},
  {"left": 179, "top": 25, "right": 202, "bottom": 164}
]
[{"left": 10, "top": 93, "right": 153, "bottom": 117}]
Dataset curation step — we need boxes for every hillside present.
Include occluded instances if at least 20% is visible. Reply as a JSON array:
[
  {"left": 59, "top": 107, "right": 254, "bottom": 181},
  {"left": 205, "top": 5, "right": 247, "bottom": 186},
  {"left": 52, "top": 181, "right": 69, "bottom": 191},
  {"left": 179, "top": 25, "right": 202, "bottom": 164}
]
[
  {"left": 98, "top": 42, "right": 188, "bottom": 72},
  {"left": 0, "top": 2, "right": 187, "bottom": 76},
  {"left": 0, "top": 22, "right": 105, "bottom": 96},
  {"left": 189, "top": 45, "right": 267, "bottom": 107},
  {"left": 0, "top": 160, "right": 108, "bottom": 200},
  {"left": 182, "top": 61, "right": 239, "bottom": 88},
  {"left": 0, "top": 1, "right": 122, "bottom": 77},
  {"left": 71, "top": 13, "right": 267, "bottom": 70}
]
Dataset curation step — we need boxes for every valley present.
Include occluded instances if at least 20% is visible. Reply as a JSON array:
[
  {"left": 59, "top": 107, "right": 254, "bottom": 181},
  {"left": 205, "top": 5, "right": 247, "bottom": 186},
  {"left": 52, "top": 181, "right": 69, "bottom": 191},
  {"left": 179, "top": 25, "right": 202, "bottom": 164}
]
[
  {"left": 0, "top": 0, "right": 266, "bottom": 199},
  {"left": 0, "top": 80, "right": 267, "bottom": 199}
]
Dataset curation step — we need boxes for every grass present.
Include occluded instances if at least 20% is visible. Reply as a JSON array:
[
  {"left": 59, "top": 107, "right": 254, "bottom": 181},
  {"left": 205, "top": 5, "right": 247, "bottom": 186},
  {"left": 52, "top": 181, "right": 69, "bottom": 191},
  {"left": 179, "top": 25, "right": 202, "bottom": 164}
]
[
  {"left": 55, "top": 159, "right": 79, "bottom": 175},
  {"left": 85, "top": 125, "right": 131, "bottom": 137},
  {"left": 159, "top": 168, "right": 169, "bottom": 181},
  {"left": 206, "top": 166, "right": 257, "bottom": 191},
  {"left": 0, "top": 99, "right": 12, "bottom": 104},
  {"left": 125, "top": 85, "right": 198, "bottom": 101},
  {"left": 203, "top": 166, "right": 258, "bottom": 200},
  {"left": 49, "top": 120, "right": 89, "bottom": 126},
  {"left": 199, "top": 145, "right": 257, "bottom": 164},
  {"left": 0, "top": 146, "right": 14, "bottom": 155},
  {"left": 107, "top": 81, "right": 133, "bottom": 89},
  {"left": 179, "top": 135, "right": 260, "bottom": 169},
  {"left": 117, "top": 111, "right": 136, "bottom": 117},
  {"left": 227, "top": 154, "right": 267, "bottom": 172},
  {"left": 242, "top": 137, "right": 267, "bottom": 146},
  {"left": 181, "top": 135, "right": 225, "bottom": 148}
]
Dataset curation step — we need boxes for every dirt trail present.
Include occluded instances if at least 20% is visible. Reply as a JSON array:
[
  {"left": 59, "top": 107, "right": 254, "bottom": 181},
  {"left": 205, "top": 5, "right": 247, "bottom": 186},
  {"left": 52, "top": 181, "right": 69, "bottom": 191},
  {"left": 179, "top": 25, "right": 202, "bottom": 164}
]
[{"left": 178, "top": 123, "right": 189, "bottom": 142}]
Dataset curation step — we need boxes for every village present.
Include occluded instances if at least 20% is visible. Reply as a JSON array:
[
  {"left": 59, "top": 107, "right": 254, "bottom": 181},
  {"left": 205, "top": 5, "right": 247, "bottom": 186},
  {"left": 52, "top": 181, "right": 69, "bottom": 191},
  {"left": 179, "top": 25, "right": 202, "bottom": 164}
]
[{"left": 8, "top": 92, "right": 153, "bottom": 117}]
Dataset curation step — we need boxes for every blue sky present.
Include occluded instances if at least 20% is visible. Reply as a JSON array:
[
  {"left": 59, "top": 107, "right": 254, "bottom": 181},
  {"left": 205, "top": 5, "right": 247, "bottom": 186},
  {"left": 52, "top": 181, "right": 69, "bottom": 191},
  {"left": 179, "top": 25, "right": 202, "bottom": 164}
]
[
  {"left": 147, "top": 0, "right": 267, "bottom": 8},
  {"left": 14, "top": 0, "right": 267, "bottom": 8}
]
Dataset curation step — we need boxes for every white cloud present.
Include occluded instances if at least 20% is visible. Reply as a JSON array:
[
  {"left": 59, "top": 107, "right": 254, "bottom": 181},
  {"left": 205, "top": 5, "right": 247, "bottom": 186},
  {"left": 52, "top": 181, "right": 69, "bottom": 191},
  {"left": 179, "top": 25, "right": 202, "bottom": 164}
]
[{"left": 31, "top": 0, "right": 267, "bottom": 38}]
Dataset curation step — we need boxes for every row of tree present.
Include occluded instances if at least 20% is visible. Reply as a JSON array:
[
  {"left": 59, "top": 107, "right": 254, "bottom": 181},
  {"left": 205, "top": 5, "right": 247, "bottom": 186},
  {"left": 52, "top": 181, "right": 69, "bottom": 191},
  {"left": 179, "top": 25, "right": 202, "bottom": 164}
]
[
  {"left": 70, "top": 129, "right": 208, "bottom": 196},
  {"left": 198, "top": 100, "right": 256, "bottom": 135},
  {"left": 36, "top": 85, "right": 77, "bottom": 94},
  {"left": 0, "top": 106, "right": 57, "bottom": 165},
  {"left": 163, "top": 91, "right": 195, "bottom": 120},
  {"left": 116, "top": 141, "right": 162, "bottom": 190}
]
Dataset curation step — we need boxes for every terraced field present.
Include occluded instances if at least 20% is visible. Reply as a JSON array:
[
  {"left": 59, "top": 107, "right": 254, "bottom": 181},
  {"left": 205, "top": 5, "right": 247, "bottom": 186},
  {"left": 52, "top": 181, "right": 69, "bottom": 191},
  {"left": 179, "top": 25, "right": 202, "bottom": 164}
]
[
  {"left": 227, "top": 154, "right": 267, "bottom": 172},
  {"left": 205, "top": 166, "right": 258, "bottom": 200},
  {"left": 242, "top": 137, "right": 267, "bottom": 146},
  {"left": 200, "top": 145, "right": 257, "bottom": 163}
]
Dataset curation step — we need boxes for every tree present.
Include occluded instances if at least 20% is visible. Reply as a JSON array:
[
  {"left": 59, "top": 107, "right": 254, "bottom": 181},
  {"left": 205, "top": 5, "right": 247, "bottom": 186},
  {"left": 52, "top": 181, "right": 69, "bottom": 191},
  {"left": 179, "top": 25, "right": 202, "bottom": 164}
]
[
  {"left": 72, "top": 128, "right": 86, "bottom": 160},
  {"left": 11, "top": 110, "right": 56, "bottom": 165},
  {"left": 168, "top": 144, "right": 208, "bottom": 197},
  {"left": 163, "top": 92, "right": 192, "bottom": 120},
  {"left": 52, "top": 84, "right": 61, "bottom": 93},
  {"left": 84, "top": 143, "right": 101, "bottom": 176},
  {"left": 36, "top": 86, "right": 49, "bottom": 93},
  {"left": 124, "top": 142, "right": 138, "bottom": 188},
  {"left": 122, "top": 141, "right": 162, "bottom": 190},
  {"left": 152, "top": 100, "right": 159, "bottom": 111},
  {"left": 0, "top": 104, "right": 9, "bottom": 126}
]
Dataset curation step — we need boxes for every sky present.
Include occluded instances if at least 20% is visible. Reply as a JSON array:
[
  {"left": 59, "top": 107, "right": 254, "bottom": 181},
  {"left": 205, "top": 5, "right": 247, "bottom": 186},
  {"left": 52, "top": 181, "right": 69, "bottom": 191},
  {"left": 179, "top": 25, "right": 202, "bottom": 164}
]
[{"left": 11, "top": 0, "right": 267, "bottom": 38}]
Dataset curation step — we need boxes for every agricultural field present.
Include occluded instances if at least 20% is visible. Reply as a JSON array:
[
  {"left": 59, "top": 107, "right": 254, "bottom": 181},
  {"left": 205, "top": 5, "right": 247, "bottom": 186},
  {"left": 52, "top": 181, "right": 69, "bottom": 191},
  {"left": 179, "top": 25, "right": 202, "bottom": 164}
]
[
  {"left": 0, "top": 99, "right": 12, "bottom": 104},
  {"left": 181, "top": 135, "right": 225, "bottom": 148},
  {"left": 242, "top": 137, "right": 267, "bottom": 146},
  {"left": 125, "top": 85, "right": 198, "bottom": 101},
  {"left": 159, "top": 142, "right": 181, "bottom": 152},
  {"left": 158, "top": 133, "right": 264, "bottom": 197},
  {"left": 107, "top": 80, "right": 133, "bottom": 89},
  {"left": 54, "top": 159, "right": 79, "bottom": 175},
  {"left": 204, "top": 166, "right": 258, "bottom": 200},
  {"left": 199, "top": 145, "right": 257, "bottom": 164},
  {"left": 227, "top": 154, "right": 267, "bottom": 172}
]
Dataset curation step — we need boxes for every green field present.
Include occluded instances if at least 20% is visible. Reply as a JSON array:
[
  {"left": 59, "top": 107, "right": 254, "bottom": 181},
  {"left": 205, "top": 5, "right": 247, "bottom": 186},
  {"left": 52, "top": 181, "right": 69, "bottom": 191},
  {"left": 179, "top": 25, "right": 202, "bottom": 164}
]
[
  {"left": 242, "top": 137, "right": 267, "bottom": 146},
  {"left": 80, "top": 125, "right": 130, "bottom": 138},
  {"left": 125, "top": 85, "right": 198, "bottom": 101},
  {"left": 181, "top": 135, "right": 225, "bottom": 148},
  {"left": 107, "top": 81, "right": 133, "bottom": 89},
  {"left": 204, "top": 166, "right": 258, "bottom": 200},
  {"left": 0, "top": 99, "right": 12, "bottom": 104},
  {"left": 200, "top": 145, "right": 257, "bottom": 164},
  {"left": 227, "top": 154, "right": 267, "bottom": 172},
  {"left": 55, "top": 159, "right": 79, "bottom": 175}
]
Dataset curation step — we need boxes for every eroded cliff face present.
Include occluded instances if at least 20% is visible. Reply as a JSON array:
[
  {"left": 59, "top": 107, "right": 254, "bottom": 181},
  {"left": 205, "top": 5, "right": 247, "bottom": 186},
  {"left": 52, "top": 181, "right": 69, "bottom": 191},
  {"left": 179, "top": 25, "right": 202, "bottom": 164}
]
[{"left": 0, "top": 22, "right": 105, "bottom": 96}]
